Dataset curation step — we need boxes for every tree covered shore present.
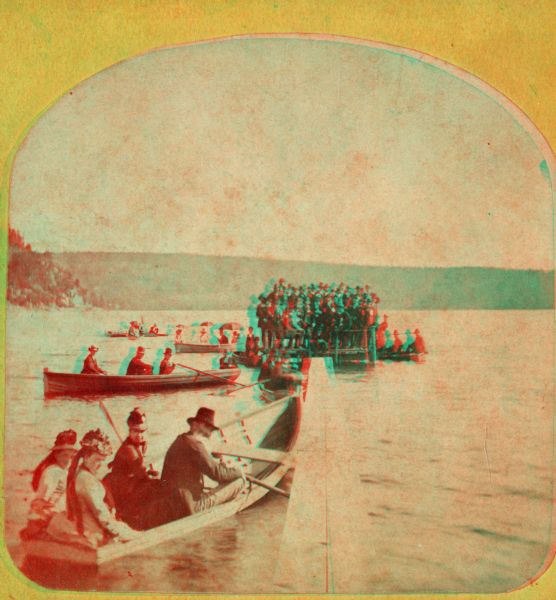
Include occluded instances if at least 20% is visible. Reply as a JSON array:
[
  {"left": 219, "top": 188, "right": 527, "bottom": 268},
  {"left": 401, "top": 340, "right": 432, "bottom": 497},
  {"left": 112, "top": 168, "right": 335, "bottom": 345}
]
[{"left": 7, "top": 229, "right": 107, "bottom": 308}]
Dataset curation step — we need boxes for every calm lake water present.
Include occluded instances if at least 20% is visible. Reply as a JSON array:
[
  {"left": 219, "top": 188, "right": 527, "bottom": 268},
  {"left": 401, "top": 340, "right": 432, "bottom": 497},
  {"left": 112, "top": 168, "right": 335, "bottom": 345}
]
[{"left": 3, "top": 307, "right": 554, "bottom": 594}]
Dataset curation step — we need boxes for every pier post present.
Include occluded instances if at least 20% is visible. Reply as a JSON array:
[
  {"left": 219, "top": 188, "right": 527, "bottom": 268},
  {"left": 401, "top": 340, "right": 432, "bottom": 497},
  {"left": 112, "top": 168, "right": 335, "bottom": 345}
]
[{"left": 369, "top": 325, "right": 377, "bottom": 363}]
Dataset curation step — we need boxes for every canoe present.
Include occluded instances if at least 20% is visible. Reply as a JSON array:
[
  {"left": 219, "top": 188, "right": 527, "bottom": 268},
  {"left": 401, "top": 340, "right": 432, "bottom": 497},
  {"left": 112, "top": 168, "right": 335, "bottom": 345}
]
[
  {"left": 21, "top": 391, "right": 302, "bottom": 566},
  {"left": 175, "top": 342, "right": 237, "bottom": 354},
  {"left": 105, "top": 331, "right": 129, "bottom": 338},
  {"left": 43, "top": 368, "right": 241, "bottom": 397}
]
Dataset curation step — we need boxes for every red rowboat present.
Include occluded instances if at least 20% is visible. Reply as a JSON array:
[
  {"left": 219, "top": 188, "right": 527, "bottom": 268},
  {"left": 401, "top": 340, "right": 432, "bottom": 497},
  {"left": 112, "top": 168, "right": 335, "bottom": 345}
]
[{"left": 43, "top": 368, "right": 240, "bottom": 397}]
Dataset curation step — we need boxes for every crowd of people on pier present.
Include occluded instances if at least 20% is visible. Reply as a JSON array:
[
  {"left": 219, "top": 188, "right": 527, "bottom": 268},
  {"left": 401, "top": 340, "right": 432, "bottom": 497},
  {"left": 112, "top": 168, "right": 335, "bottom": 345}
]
[
  {"left": 252, "top": 279, "right": 425, "bottom": 356},
  {"left": 22, "top": 407, "right": 247, "bottom": 546}
]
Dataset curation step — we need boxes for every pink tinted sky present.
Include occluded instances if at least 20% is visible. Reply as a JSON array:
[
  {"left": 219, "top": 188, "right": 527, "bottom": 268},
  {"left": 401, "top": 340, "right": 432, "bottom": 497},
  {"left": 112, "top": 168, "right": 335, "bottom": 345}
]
[{"left": 9, "top": 36, "right": 554, "bottom": 269}]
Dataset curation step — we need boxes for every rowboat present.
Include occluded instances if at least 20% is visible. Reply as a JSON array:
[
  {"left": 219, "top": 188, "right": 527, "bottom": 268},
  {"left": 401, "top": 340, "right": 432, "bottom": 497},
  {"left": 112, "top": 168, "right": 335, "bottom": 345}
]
[
  {"left": 175, "top": 342, "right": 237, "bottom": 353},
  {"left": 377, "top": 350, "right": 424, "bottom": 362},
  {"left": 22, "top": 390, "right": 303, "bottom": 566},
  {"left": 43, "top": 368, "right": 241, "bottom": 397},
  {"left": 105, "top": 331, "right": 168, "bottom": 338}
]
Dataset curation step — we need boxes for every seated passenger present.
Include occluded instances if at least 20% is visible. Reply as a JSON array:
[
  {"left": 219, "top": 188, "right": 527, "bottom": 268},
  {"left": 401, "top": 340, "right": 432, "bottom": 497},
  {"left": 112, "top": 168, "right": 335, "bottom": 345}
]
[
  {"left": 158, "top": 348, "right": 175, "bottom": 374},
  {"left": 384, "top": 330, "right": 394, "bottom": 352},
  {"left": 81, "top": 345, "right": 108, "bottom": 375},
  {"left": 392, "top": 330, "right": 403, "bottom": 353},
  {"left": 219, "top": 330, "right": 229, "bottom": 345},
  {"left": 128, "top": 321, "right": 141, "bottom": 337},
  {"left": 402, "top": 329, "right": 415, "bottom": 353},
  {"left": 103, "top": 409, "right": 161, "bottom": 530},
  {"left": 126, "top": 346, "right": 153, "bottom": 375},
  {"left": 199, "top": 327, "right": 210, "bottom": 344},
  {"left": 161, "top": 408, "right": 245, "bottom": 515},
  {"left": 21, "top": 430, "right": 78, "bottom": 540},
  {"left": 47, "top": 429, "right": 137, "bottom": 548},
  {"left": 219, "top": 350, "right": 237, "bottom": 369},
  {"left": 413, "top": 329, "right": 427, "bottom": 354},
  {"left": 148, "top": 324, "right": 159, "bottom": 335}
]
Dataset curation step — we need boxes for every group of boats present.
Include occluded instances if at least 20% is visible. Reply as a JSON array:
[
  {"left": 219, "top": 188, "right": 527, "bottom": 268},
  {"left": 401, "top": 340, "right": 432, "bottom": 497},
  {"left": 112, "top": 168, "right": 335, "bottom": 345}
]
[
  {"left": 26, "top": 319, "right": 308, "bottom": 570},
  {"left": 28, "top": 310, "right": 423, "bottom": 572}
]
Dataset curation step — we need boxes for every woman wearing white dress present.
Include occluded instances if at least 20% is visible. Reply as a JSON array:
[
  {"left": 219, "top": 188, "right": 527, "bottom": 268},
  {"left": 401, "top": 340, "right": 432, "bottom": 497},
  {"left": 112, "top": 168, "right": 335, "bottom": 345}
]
[
  {"left": 21, "top": 430, "right": 77, "bottom": 539},
  {"left": 47, "top": 429, "right": 137, "bottom": 548}
]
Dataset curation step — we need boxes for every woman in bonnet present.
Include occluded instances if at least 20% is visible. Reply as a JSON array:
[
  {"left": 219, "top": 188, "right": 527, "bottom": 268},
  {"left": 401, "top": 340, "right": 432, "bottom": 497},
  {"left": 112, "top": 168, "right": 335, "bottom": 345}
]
[
  {"left": 21, "top": 429, "right": 78, "bottom": 539},
  {"left": 47, "top": 429, "right": 137, "bottom": 547}
]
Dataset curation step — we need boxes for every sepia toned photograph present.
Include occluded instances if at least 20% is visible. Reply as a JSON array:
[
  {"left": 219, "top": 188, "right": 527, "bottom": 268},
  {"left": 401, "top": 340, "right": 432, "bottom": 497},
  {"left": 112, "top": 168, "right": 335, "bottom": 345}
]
[{"left": 1, "top": 6, "right": 555, "bottom": 598}]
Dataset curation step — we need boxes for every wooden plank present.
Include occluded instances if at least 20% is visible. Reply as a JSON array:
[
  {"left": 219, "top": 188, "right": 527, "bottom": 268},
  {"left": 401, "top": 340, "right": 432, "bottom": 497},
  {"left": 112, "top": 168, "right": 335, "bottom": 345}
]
[{"left": 211, "top": 445, "right": 287, "bottom": 465}]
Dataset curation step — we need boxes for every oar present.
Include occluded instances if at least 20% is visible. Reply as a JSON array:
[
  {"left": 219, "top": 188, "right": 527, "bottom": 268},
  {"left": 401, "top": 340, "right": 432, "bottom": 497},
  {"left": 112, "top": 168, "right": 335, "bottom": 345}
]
[
  {"left": 219, "top": 394, "right": 294, "bottom": 429},
  {"left": 246, "top": 475, "right": 290, "bottom": 498},
  {"left": 97, "top": 398, "right": 124, "bottom": 445},
  {"left": 175, "top": 363, "right": 246, "bottom": 387},
  {"left": 221, "top": 378, "right": 272, "bottom": 395}
]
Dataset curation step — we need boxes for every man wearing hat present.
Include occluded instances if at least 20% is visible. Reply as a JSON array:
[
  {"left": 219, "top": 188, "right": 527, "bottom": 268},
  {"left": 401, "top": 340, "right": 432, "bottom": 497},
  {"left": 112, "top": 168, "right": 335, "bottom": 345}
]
[
  {"left": 158, "top": 348, "right": 175, "bottom": 375},
  {"left": 126, "top": 346, "right": 153, "bottom": 375},
  {"left": 161, "top": 407, "right": 245, "bottom": 515},
  {"left": 81, "top": 345, "right": 107, "bottom": 374}
]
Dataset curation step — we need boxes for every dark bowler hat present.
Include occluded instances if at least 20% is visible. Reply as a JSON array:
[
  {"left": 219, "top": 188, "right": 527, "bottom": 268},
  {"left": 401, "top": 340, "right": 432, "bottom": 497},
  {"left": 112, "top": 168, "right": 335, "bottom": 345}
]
[{"left": 187, "top": 407, "right": 219, "bottom": 431}]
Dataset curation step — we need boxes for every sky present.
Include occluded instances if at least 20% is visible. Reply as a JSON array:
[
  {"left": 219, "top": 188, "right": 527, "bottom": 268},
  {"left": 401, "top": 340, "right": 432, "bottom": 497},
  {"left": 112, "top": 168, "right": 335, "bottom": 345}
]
[{"left": 9, "top": 36, "right": 554, "bottom": 269}]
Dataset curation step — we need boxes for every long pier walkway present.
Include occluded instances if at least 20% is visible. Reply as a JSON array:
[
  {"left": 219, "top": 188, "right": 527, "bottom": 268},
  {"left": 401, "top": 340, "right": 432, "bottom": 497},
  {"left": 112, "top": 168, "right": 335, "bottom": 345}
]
[{"left": 273, "top": 357, "right": 376, "bottom": 593}]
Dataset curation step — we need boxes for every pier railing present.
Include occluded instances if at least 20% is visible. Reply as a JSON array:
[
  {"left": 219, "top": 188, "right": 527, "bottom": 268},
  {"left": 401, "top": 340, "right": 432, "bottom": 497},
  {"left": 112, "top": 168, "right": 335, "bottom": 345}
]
[{"left": 259, "top": 326, "right": 378, "bottom": 362}]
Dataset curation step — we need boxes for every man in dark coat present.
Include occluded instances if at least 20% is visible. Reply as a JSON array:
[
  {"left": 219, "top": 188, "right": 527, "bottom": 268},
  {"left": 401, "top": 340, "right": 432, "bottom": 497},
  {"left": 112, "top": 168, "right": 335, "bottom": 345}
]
[
  {"left": 158, "top": 348, "right": 175, "bottom": 374},
  {"left": 81, "top": 345, "right": 107, "bottom": 374},
  {"left": 161, "top": 407, "right": 245, "bottom": 513},
  {"left": 126, "top": 346, "right": 153, "bottom": 375}
]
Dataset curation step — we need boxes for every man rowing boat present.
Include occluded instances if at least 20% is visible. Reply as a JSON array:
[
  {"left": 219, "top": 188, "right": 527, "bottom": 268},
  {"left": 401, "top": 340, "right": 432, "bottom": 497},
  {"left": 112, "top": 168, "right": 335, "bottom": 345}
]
[
  {"left": 126, "top": 346, "right": 153, "bottom": 375},
  {"left": 158, "top": 348, "right": 175, "bottom": 374},
  {"left": 81, "top": 345, "right": 107, "bottom": 375},
  {"left": 161, "top": 407, "right": 246, "bottom": 514}
]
